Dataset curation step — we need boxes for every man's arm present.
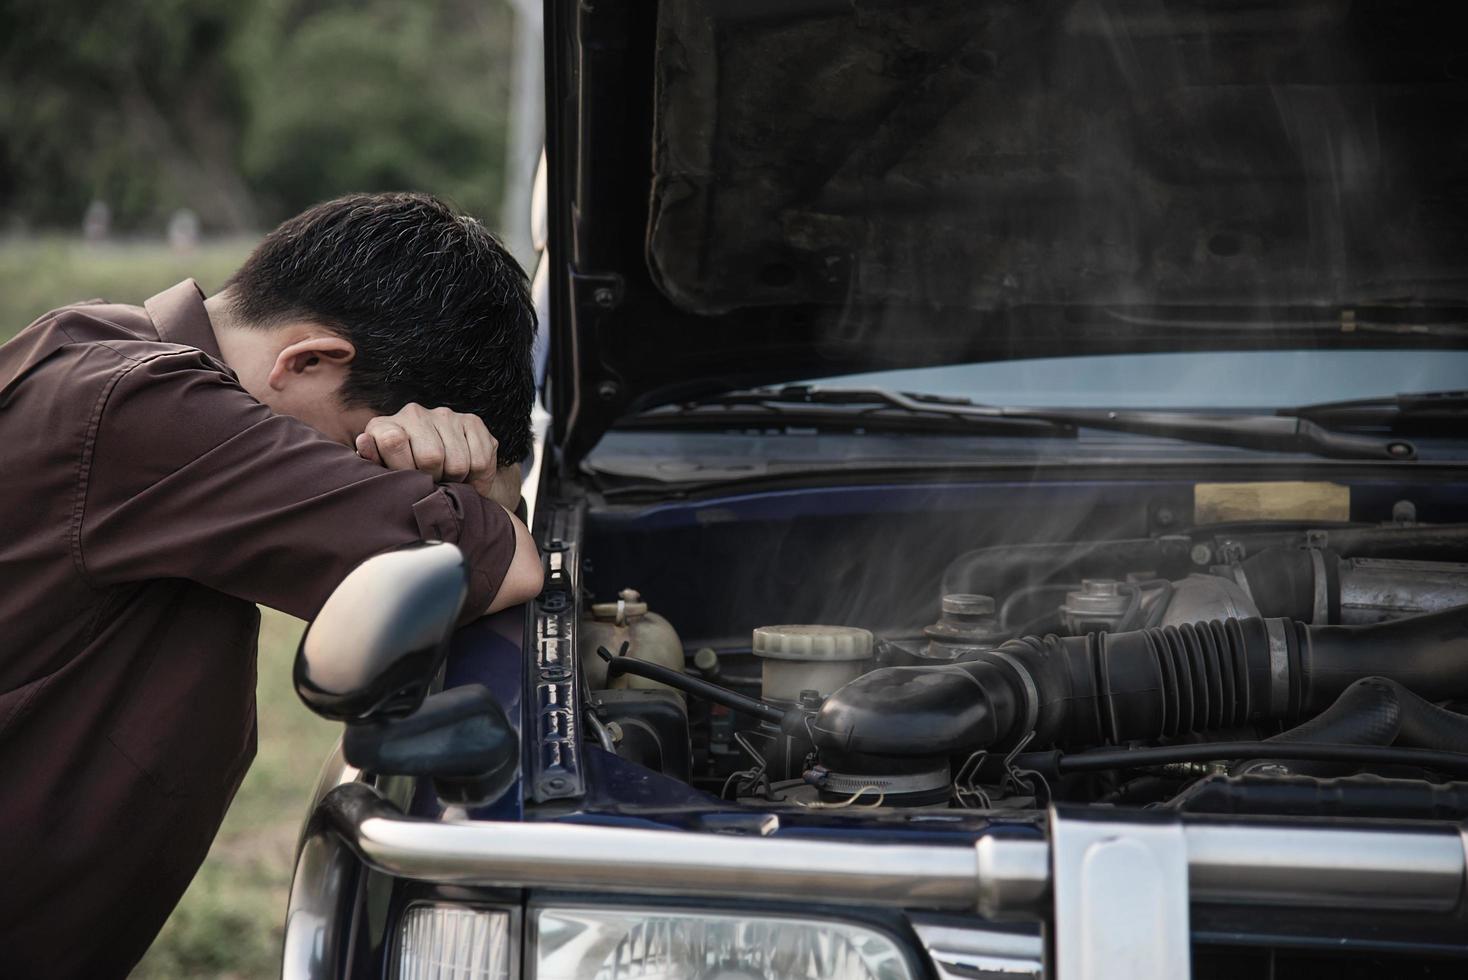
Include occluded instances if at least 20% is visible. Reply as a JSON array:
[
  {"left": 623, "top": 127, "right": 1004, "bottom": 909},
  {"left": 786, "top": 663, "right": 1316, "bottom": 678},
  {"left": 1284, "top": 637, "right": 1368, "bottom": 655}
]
[
  {"left": 489, "top": 510, "right": 542, "bottom": 614},
  {"left": 351, "top": 402, "right": 542, "bottom": 615},
  {"left": 79, "top": 350, "right": 541, "bottom": 619}
]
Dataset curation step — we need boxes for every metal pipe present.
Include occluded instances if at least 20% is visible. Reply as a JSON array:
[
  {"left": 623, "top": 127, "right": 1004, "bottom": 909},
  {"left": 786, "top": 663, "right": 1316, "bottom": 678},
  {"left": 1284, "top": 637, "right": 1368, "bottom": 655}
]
[
  {"left": 325, "top": 783, "right": 979, "bottom": 908},
  {"left": 318, "top": 784, "right": 1468, "bottom": 916},
  {"left": 1338, "top": 557, "right": 1468, "bottom": 624},
  {"left": 1184, "top": 822, "right": 1467, "bottom": 911}
]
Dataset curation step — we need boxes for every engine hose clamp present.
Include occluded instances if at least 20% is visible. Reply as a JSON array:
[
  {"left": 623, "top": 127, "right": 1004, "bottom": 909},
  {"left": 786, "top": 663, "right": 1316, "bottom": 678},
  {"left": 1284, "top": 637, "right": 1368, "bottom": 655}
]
[
  {"left": 987, "top": 649, "right": 1040, "bottom": 738},
  {"left": 1231, "top": 562, "right": 1256, "bottom": 606},
  {"left": 820, "top": 767, "right": 952, "bottom": 797},
  {"left": 1309, "top": 547, "right": 1329, "bottom": 624},
  {"left": 1263, "top": 617, "right": 1291, "bottom": 718}
]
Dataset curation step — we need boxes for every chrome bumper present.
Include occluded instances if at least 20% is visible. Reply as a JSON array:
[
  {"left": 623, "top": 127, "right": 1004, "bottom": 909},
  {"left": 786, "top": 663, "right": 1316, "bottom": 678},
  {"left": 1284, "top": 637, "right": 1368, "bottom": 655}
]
[{"left": 285, "top": 782, "right": 1468, "bottom": 979}]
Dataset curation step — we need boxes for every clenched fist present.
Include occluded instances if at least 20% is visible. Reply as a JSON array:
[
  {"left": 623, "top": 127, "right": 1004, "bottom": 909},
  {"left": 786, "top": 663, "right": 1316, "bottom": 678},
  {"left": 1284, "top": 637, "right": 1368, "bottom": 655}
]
[{"left": 355, "top": 403, "right": 521, "bottom": 510}]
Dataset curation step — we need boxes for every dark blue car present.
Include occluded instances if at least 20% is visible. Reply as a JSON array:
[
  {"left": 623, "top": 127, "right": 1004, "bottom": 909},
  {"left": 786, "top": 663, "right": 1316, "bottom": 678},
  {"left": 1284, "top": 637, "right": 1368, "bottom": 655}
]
[{"left": 281, "top": 2, "right": 1468, "bottom": 977}]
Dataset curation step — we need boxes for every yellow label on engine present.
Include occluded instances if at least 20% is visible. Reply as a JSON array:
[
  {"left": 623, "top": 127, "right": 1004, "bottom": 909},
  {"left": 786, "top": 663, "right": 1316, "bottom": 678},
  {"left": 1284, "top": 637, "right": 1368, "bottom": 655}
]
[{"left": 1194, "top": 481, "right": 1350, "bottom": 524}]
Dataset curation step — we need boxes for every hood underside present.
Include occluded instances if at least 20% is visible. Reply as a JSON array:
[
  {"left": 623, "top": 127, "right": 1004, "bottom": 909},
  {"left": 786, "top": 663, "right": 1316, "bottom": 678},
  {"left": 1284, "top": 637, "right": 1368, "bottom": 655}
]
[
  {"left": 649, "top": 0, "right": 1468, "bottom": 314},
  {"left": 544, "top": 0, "right": 1468, "bottom": 462}
]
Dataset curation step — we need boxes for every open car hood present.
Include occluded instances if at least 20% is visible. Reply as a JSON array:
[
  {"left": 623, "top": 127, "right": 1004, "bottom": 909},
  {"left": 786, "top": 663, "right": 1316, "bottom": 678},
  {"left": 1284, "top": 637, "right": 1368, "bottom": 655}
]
[{"left": 542, "top": 0, "right": 1468, "bottom": 465}]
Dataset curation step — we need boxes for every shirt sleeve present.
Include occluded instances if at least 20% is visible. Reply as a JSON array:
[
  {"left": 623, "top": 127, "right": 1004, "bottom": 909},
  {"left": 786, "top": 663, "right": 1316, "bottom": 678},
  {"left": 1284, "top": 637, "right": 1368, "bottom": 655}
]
[{"left": 77, "top": 348, "right": 520, "bottom": 620}]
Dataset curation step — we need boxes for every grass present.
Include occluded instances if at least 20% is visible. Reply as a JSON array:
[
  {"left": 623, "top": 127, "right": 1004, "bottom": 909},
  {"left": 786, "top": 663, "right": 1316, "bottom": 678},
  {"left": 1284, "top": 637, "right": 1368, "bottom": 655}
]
[
  {"left": 1, "top": 237, "right": 341, "bottom": 978},
  {"left": 0, "top": 235, "right": 256, "bottom": 341},
  {"left": 133, "top": 609, "right": 339, "bottom": 979}
]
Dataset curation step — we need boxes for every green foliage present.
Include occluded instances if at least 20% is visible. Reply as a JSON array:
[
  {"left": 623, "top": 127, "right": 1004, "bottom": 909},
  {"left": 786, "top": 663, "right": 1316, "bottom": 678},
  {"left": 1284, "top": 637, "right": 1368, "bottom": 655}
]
[
  {"left": 241, "top": 1, "right": 511, "bottom": 223},
  {"left": 0, "top": 0, "right": 250, "bottom": 229},
  {"left": 0, "top": 0, "right": 515, "bottom": 232}
]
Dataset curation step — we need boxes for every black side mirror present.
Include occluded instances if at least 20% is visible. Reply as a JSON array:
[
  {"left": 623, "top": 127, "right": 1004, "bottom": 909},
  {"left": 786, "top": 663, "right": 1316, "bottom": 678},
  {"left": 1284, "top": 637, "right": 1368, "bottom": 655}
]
[
  {"left": 343, "top": 685, "right": 518, "bottom": 806},
  {"left": 295, "top": 541, "right": 469, "bottom": 722}
]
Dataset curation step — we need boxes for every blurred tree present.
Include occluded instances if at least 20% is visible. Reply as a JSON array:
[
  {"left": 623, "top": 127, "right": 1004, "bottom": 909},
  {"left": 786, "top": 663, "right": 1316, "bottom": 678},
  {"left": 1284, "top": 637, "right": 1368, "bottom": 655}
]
[
  {"left": 238, "top": 0, "right": 512, "bottom": 225},
  {"left": 0, "top": 0, "right": 255, "bottom": 230},
  {"left": 0, "top": 0, "right": 514, "bottom": 233}
]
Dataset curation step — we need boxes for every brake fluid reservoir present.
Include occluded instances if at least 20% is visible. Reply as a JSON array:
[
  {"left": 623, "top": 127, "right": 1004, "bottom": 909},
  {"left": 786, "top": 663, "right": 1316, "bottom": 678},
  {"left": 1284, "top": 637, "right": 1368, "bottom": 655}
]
[
  {"left": 752, "top": 625, "right": 874, "bottom": 705},
  {"left": 580, "top": 589, "right": 685, "bottom": 695}
]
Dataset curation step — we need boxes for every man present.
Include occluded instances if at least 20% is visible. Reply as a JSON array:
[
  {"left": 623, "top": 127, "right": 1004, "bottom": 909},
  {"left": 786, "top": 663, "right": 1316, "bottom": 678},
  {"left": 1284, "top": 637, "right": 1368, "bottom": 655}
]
[{"left": 0, "top": 192, "right": 544, "bottom": 976}]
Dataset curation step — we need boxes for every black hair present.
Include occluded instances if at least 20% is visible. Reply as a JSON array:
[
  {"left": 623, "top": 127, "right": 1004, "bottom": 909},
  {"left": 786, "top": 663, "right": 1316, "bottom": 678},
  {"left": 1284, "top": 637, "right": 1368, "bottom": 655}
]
[{"left": 224, "top": 192, "right": 536, "bottom": 462}]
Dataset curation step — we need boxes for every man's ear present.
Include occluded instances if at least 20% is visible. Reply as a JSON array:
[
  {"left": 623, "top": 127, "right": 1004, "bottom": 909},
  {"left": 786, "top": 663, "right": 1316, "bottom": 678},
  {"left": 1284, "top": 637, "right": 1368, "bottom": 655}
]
[{"left": 266, "top": 335, "right": 356, "bottom": 391}]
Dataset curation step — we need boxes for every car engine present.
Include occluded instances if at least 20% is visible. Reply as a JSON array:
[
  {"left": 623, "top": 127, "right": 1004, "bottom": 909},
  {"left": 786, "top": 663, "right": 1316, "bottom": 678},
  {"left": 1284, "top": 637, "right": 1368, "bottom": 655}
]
[{"left": 582, "top": 521, "right": 1468, "bottom": 818}]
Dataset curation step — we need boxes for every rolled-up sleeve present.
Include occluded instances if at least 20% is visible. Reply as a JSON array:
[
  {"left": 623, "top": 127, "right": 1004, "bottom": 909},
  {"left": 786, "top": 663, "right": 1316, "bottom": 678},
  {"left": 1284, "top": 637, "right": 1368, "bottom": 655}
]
[{"left": 77, "top": 349, "right": 519, "bottom": 619}]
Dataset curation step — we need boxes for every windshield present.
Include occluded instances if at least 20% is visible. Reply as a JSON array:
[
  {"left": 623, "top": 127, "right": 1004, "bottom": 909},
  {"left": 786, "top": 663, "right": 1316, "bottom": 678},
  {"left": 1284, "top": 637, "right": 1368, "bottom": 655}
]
[{"left": 819, "top": 350, "right": 1468, "bottom": 410}]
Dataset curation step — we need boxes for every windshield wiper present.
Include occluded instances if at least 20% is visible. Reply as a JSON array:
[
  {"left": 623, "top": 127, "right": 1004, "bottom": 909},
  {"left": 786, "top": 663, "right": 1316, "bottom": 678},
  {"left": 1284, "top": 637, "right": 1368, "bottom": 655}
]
[
  {"left": 624, "top": 387, "right": 1075, "bottom": 438},
  {"left": 1287, "top": 390, "right": 1468, "bottom": 431},
  {"left": 1014, "top": 406, "right": 1416, "bottom": 460},
  {"left": 630, "top": 385, "right": 1419, "bottom": 460}
]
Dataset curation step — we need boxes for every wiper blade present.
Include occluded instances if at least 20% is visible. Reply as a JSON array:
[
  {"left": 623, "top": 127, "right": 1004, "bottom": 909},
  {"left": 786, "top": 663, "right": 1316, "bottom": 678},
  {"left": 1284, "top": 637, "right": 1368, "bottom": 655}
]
[
  {"left": 624, "top": 386, "right": 1074, "bottom": 438},
  {"left": 1017, "top": 407, "right": 1416, "bottom": 460},
  {"left": 1287, "top": 390, "right": 1468, "bottom": 429},
  {"left": 1101, "top": 307, "right": 1468, "bottom": 339},
  {"left": 636, "top": 386, "right": 1417, "bottom": 460}
]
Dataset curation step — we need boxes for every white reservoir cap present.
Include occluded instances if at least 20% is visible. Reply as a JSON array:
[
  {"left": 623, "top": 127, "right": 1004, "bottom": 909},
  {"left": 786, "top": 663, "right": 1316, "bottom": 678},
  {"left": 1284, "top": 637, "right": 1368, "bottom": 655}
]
[{"left": 752, "top": 625, "right": 873, "bottom": 662}]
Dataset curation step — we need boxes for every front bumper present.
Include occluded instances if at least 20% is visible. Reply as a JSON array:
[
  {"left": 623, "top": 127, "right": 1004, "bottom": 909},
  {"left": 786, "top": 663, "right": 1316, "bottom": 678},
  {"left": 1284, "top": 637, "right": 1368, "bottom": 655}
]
[{"left": 284, "top": 781, "right": 1468, "bottom": 979}]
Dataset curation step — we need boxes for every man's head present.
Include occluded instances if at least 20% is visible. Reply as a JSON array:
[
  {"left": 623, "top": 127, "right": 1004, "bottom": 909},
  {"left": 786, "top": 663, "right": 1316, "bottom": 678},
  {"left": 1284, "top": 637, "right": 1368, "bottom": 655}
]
[{"left": 208, "top": 192, "right": 535, "bottom": 460}]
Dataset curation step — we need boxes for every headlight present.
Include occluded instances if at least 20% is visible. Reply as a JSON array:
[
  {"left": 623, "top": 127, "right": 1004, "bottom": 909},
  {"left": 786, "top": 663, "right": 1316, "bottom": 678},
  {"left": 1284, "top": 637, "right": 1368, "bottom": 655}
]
[
  {"left": 534, "top": 907, "right": 914, "bottom": 980},
  {"left": 396, "top": 903, "right": 512, "bottom": 980}
]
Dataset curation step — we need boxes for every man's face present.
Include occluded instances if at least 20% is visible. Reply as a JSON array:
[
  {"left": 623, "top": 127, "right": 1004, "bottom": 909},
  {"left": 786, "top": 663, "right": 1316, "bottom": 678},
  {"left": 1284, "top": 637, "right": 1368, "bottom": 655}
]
[
  {"left": 274, "top": 390, "right": 379, "bottom": 448},
  {"left": 222, "top": 327, "right": 378, "bottom": 447}
]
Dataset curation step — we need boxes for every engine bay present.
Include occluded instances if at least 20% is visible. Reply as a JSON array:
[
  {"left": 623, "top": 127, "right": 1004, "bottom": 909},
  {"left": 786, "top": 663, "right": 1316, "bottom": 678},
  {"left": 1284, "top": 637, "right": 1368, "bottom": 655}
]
[{"left": 578, "top": 491, "right": 1468, "bottom": 820}]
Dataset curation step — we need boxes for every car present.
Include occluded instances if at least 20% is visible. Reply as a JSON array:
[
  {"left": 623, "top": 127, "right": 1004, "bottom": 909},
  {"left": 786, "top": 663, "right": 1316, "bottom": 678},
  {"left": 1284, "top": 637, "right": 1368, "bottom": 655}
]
[{"left": 281, "top": 2, "right": 1468, "bottom": 977}]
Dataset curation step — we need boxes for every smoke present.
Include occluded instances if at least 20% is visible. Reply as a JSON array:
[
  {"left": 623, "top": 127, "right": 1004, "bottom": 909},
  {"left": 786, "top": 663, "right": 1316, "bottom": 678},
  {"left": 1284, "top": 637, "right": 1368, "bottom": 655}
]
[
  {"left": 611, "top": 1, "right": 1464, "bottom": 648},
  {"left": 583, "top": 446, "right": 1161, "bottom": 649}
]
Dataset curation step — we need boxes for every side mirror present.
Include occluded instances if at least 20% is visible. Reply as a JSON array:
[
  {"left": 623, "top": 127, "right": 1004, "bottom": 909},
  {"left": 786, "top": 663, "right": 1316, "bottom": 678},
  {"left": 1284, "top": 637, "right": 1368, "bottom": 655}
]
[
  {"left": 295, "top": 541, "right": 468, "bottom": 723},
  {"left": 343, "top": 685, "right": 518, "bottom": 806}
]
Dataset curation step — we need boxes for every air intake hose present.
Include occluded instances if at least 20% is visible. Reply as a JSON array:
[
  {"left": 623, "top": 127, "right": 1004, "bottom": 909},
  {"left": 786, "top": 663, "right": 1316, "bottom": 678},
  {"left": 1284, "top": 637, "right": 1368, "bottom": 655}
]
[{"left": 812, "top": 605, "right": 1468, "bottom": 757}]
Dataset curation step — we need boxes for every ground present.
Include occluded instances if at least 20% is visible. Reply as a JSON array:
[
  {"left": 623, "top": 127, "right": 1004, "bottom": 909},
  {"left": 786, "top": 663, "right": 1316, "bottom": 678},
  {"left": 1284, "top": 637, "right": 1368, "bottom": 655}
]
[{"left": 0, "top": 237, "right": 340, "bottom": 978}]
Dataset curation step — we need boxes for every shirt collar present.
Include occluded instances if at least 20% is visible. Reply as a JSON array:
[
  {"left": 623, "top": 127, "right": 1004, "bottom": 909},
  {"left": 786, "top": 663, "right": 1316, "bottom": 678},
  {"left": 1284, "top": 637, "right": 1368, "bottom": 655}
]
[{"left": 144, "top": 279, "right": 224, "bottom": 362}]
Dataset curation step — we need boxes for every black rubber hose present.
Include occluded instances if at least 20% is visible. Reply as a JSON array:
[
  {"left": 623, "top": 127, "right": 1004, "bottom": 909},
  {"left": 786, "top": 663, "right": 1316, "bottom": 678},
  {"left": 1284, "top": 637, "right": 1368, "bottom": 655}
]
[
  {"left": 1267, "top": 676, "right": 1401, "bottom": 746},
  {"left": 811, "top": 659, "right": 1021, "bottom": 757},
  {"left": 813, "top": 605, "right": 1468, "bottom": 759},
  {"left": 597, "top": 647, "right": 787, "bottom": 724},
  {"left": 1262, "top": 676, "right": 1468, "bottom": 752},
  {"left": 1235, "top": 676, "right": 1402, "bottom": 776},
  {"left": 1016, "top": 742, "right": 1468, "bottom": 779},
  {"left": 1235, "top": 676, "right": 1468, "bottom": 775},
  {"left": 1383, "top": 678, "right": 1468, "bottom": 753},
  {"left": 1235, "top": 547, "right": 1330, "bottom": 621},
  {"left": 1298, "top": 605, "right": 1468, "bottom": 713}
]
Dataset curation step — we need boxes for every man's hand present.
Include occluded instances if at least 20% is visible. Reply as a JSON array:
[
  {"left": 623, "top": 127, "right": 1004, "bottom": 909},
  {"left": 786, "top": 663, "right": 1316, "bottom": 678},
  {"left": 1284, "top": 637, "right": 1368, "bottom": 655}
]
[{"left": 355, "top": 403, "right": 520, "bottom": 508}]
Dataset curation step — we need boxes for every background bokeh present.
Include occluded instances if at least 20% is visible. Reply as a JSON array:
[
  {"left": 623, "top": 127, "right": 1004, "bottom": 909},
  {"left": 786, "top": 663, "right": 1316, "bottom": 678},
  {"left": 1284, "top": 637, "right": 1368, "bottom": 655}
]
[
  {"left": 1, "top": 0, "right": 524, "bottom": 235},
  {"left": 0, "top": 1, "right": 539, "bottom": 973}
]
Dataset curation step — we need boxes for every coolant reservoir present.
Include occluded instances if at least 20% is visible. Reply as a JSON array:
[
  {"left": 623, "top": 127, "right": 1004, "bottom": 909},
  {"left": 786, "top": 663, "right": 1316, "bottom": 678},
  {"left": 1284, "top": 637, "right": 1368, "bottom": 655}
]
[
  {"left": 580, "top": 589, "right": 685, "bottom": 695},
  {"left": 752, "top": 625, "right": 874, "bottom": 705}
]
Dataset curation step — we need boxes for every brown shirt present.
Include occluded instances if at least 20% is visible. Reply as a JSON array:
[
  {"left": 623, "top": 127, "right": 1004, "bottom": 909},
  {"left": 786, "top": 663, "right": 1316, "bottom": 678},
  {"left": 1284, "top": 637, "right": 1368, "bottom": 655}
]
[{"left": 0, "top": 281, "right": 518, "bottom": 977}]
